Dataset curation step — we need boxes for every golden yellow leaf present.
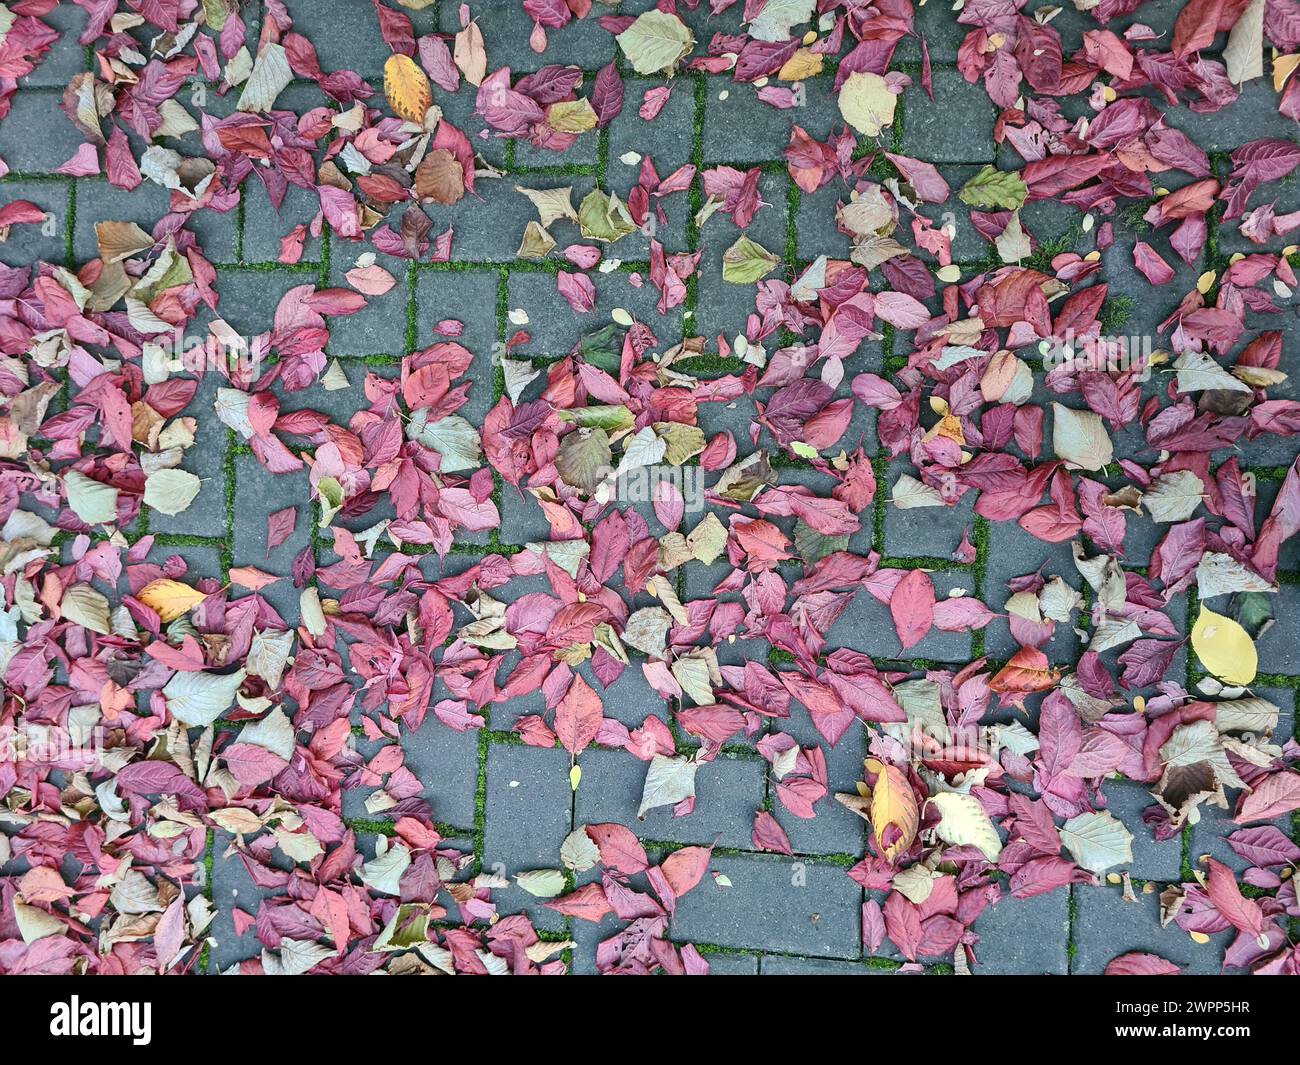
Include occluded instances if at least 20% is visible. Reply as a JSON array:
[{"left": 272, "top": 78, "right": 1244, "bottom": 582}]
[
  {"left": 384, "top": 54, "right": 432, "bottom": 123},
  {"left": 138, "top": 579, "right": 209, "bottom": 622},
  {"left": 777, "top": 48, "right": 823, "bottom": 81},
  {"left": 1191, "top": 606, "right": 1257, "bottom": 686},
  {"left": 866, "top": 757, "right": 918, "bottom": 863}
]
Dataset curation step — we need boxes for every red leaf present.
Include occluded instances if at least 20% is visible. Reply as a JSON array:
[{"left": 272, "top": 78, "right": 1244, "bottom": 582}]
[
  {"left": 889, "top": 569, "right": 935, "bottom": 650},
  {"left": 554, "top": 674, "right": 603, "bottom": 756}
]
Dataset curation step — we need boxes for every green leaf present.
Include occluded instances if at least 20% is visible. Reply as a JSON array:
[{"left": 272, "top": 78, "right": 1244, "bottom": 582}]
[
  {"left": 578, "top": 189, "right": 637, "bottom": 243},
  {"left": 958, "top": 165, "right": 1028, "bottom": 211},
  {"left": 616, "top": 10, "right": 694, "bottom": 75},
  {"left": 557, "top": 404, "right": 635, "bottom": 433},
  {"left": 722, "top": 235, "right": 780, "bottom": 284}
]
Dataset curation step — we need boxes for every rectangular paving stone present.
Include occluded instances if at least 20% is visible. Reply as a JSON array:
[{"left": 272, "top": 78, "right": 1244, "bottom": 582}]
[
  {"left": 1163, "top": 81, "right": 1298, "bottom": 152},
  {"left": 760, "top": 954, "right": 896, "bottom": 975},
  {"left": 207, "top": 831, "right": 286, "bottom": 972},
  {"left": 483, "top": 742, "right": 574, "bottom": 932},
  {"left": 824, "top": 571, "right": 977, "bottom": 663},
  {"left": 507, "top": 264, "right": 682, "bottom": 359},
  {"left": 400, "top": 722, "right": 482, "bottom": 832},
  {"left": 72, "top": 178, "right": 175, "bottom": 262},
  {"left": 1071, "top": 884, "right": 1231, "bottom": 975},
  {"left": 0, "top": 88, "right": 86, "bottom": 172},
  {"left": 232, "top": 454, "right": 312, "bottom": 623},
  {"left": 575, "top": 747, "right": 766, "bottom": 850},
  {"left": 441, "top": 3, "right": 616, "bottom": 74},
  {"left": 147, "top": 373, "right": 230, "bottom": 539},
  {"left": 670, "top": 852, "right": 863, "bottom": 958},
  {"left": 970, "top": 890, "right": 1070, "bottom": 975}
]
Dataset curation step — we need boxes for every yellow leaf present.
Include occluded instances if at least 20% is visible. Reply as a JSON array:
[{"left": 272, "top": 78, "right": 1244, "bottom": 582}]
[
  {"left": 384, "top": 54, "right": 432, "bottom": 123},
  {"left": 838, "top": 71, "right": 897, "bottom": 137},
  {"left": 777, "top": 48, "right": 823, "bottom": 81},
  {"left": 138, "top": 579, "right": 208, "bottom": 622},
  {"left": 569, "top": 764, "right": 582, "bottom": 791},
  {"left": 865, "top": 757, "right": 918, "bottom": 863},
  {"left": 1191, "top": 606, "right": 1257, "bottom": 686}
]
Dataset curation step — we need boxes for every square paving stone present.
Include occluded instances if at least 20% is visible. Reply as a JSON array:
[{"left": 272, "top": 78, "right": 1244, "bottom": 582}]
[
  {"left": 1071, "top": 884, "right": 1231, "bottom": 975},
  {"left": 670, "top": 852, "right": 863, "bottom": 958},
  {"left": 970, "top": 890, "right": 1071, "bottom": 975},
  {"left": 326, "top": 251, "right": 412, "bottom": 356},
  {"left": 1101, "top": 779, "right": 1184, "bottom": 882},
  {"left": 574, "top": 747, "right": 766, "bottom": 850},
  {"left": 609, "top": 76, "right": 699, "bottom": 177},
  {"left": 0, "top": 178, "right": 70, "bottom": 267},
  {"left": 703, "top": 76, "right": 806, "bottom": 164},
  {"left": 282, "top": 0, "right": 416, "bottom": 78},
  {"left": 20, "top": 2, "right": 91, "bottom": 89},
  {"left": 241, "top": 181, "right": 326, "bottom": 265},
  {"left": 900, "top": 70, "right": 997, "bottom": 165}
]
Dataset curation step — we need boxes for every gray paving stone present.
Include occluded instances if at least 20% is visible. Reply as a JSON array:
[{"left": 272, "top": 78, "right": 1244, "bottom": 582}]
[
  {"left": 282, "top": 0, "right": 415, "bottom": 78},
  {"left": 900, "top": 70, "right": 997, "bottom": 165},
  {"left": 208, "top": 831, "right": 285, "bottom": 972},
  {"left": 760, "top": 954, "right": 894, "bottom": 975},
  {"left": 703, "top": 76, "right": 804, "bottom": 164},
  {"left": 971, "top": 890, "right": 1070, "bottom": 975},
  {"left": 71, "top": 178, "right": 176, "bottom": 262},
  {"left": 440, "top": 2, "right": 616, "bottom": 74},
  {"left": 0, "top": 88, "right": 86, "bottom": 172},
  {"left": 1071, "top": 885, "right": 1231, "bottom": 975},
  {"left": 609, "top": 76, "right": 699, "bottom": 176},
  {"left": 670, "top": 852, "right": 863, "bottom": 958},
  {"left": 401, "top": 722, "right": 482, "bottom": 832},
  {"left": 20, "top": 2, "right": 91, "bottom": 89},
  {"left": 1163, "top": 81, "right": 1298, "bottom": 152},
  {"left": 883, "top": 474, "right": 976, "bottom": 559},
  {"left": 769, "top": 711, "right": 869, "bottom": 858},
  {"left": 483, "top": 742, "right": 574, "bottom": 932},
  {"left": 508, "top": 263, "right": 683, "bottom": 359},
  {"left": 241, "top": 181, "right": 325, "bottom": 265},
  {"left": 575, "top": 747, "right": 766, "bottom": 850},
  {"left": 0, "top": 178, "right": 70, "bottom": 267},
  {"left": 326, "top": 251, "right": 411, "bottom": 356},
  {"left": 146, "top": 373, "right": 230, "bottom": 539},
  {"left": 824, "top": 570, "right": 977, "bottom": 663},
  {"left": 1254, "top": 583, "right": 1300, "bottom": 676},
  {"left": 1101, "top": 779, "right": 1183, "bottom": 882},
  {"left": 232, "top": 454, "right": 311, "bottom": 622}
]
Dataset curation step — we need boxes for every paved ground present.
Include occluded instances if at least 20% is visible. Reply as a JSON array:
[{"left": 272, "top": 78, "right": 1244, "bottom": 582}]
[{"left": 2, "top": 0, "right": 1298, "bottom": 975}]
